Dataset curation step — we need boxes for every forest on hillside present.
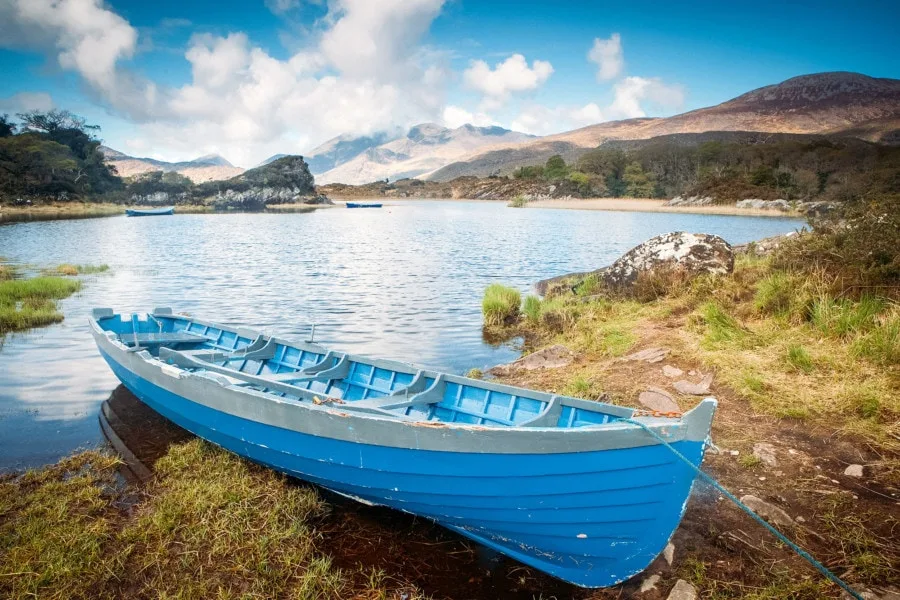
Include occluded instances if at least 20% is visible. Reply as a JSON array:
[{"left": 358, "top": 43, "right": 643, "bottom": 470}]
[
  {"left": 513, "top": 136, "right": 900, "bottom": 203},
  {"left": 0, "top": 111, "right": 121, "bottom": 202}
]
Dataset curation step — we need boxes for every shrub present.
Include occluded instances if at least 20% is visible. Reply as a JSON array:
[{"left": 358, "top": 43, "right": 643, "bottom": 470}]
[
  {"left": 507, "top": 195, "right": 528, "bottom": 208},
  {"left": 482, "top": 284, "right": 521, "bottom": 326}
]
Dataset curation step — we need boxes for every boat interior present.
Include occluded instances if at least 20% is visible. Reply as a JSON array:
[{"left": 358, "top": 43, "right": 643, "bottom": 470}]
[{"left": 94, "top": 309, "right": 635, "bottom": 429}]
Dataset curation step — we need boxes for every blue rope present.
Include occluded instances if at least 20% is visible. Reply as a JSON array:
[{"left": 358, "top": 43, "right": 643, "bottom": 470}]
[{"left": 623, "top": 418, "right": 864, "bottom": 600}]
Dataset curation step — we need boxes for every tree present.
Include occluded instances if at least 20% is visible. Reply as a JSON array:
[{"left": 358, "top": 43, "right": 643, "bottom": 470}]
[
  {"left": 623, "top": 162, "right": 656, "bottom": 198},
  {"left": 16, "top": 109, "right": 98, "bottom": 136},
  {"left": 512, "top": 165, "right": 544, "bottom": 179},
  {"left": 544, "top": 155, "right": 568, "bottom": 180},
  {"left": 0, "top": 114, "right": 14, "bottom": 137}
]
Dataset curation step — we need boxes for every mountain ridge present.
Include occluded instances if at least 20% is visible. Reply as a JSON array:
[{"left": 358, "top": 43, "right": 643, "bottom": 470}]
[
  {"left": 100, "top": 147, "right": 244, "bottom": 183},
  {"left": 427, "top": 71, "right": 900, "bottom": 181}
]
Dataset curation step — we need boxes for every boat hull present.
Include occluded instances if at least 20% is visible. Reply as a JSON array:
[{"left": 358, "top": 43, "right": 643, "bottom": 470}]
[
  {"left": 126, "top": 206, "right": 174, "bottom": 216},
  {"left": 345, "top": 202, "right": 382, "bottom": 208},
  {"left": 94, "top": 329, "right": 711, "bottom": 588}
]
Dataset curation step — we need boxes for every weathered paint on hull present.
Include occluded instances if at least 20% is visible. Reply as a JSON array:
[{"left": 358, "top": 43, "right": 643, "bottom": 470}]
[{"left": 98, "top": 345, "right": 705, "bottom": 587}]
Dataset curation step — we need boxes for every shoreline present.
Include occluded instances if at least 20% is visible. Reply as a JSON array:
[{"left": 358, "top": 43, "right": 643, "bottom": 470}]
[{"left": 523, "top": 197, "right": 802, "bottom": 217}]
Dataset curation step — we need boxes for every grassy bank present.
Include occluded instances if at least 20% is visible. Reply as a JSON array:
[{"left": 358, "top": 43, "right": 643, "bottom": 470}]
[
  {"left": 480, "top": 214, "right": 899, "bottom": 597},
  {"left": 0, "top": 440, "right": 420, "bottom": 600},
  {"left": 0, "top": 262, "right": 109, "bottom": 335},
  {"left": 0, "top": 202, "right": 124, "bottom": 218}
]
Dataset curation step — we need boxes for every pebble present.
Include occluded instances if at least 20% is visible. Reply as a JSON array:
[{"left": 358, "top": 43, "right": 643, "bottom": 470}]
[
  {"left": 638, "top": 388, "right": 680, "bottom": 413},
  {"left": 844, "top": 464, "right": 864, "bottom": 478},
  {"left": 639, "top": 574, "right": 661, "bottom": 593},
  {"left": 752, "top": 442, "right": 778, "bottom": 467},
  {"left": 729, "top": 450, "right": 740, "bottom": 456},
  {"left": 663, "top": 542, "right": 675, "bottom": 566},
  {"left": 667, "top": 579, "right": 698, "bottom": 600},
  {"left": 623, "top": 347, "right": 670, "bottom": 363},
  {"left": 740, "top": 494, "right": 794, "bottom": 527},
  {"left": 796, "top": 516, "right": 805, "bottom": 523},
  {"left": 662, "top": 365, "right": 684, "bottom": 378},
  {"left": 673, "top": 373, "right": 714, "bottom": 395}
]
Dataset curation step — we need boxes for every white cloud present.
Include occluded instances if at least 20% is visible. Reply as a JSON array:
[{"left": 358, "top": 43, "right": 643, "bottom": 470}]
[
  {"left": 509, "top": 102, "right": 605, "bottom": 136},
  {"left": 265, "top": 0, "right": 301, "bottom": 15},
  {"left": 0, "top": 0, "right": 158, "bottom": 118},
  {"left": 442, "top": 105, "right": 496, "bottom": 129},
  {"left": 463, "top": 54, "right": 553, "bottom": 108},
  {"left": 609, "top": 76, "right": 685, "bottom": 119},
  {"left": 320, "top": 0, "right": 446, "bottom": 81},
  {"left": 0, "top": 91, "right": 55, "bottom": 113},
  {"left": 587, "top": 33, "right": 623, "bottom": 81}
]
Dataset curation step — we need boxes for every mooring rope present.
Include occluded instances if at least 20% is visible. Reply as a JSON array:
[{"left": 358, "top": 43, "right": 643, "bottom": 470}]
[{"left": 623, "top": 418, "right": 864, "bottom": 600}]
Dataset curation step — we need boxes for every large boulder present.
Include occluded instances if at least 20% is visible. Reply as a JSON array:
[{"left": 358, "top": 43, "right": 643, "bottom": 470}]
[
  {"left": 601, "top": 232, "right": 734, "bottom": 289},
  {"left": 536, "top": 232, "right": 734, "bottom": 295}
]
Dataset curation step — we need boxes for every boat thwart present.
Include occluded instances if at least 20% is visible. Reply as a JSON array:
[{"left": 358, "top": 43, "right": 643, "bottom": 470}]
[{"left": 90, "top": 308, "right": 716, "bottom": 588}]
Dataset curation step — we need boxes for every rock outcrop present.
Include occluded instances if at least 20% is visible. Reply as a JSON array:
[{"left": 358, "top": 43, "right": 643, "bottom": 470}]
[
  {"left": 536, "top": 232, "right": 735, "bottom": 295},
  {"left": 735, "top": 198, "right": 792, "bottom": 211},
  {"left": 602, "top": 232, "right": 734, "bottom": 289}
]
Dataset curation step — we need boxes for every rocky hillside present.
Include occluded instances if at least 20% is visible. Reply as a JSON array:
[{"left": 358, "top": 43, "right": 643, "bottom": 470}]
[
  {"left": 313, "top": 123, "right": 534, "bottom": 185},
  {"left": 128, "top": 155, "right": 329, "bottom": 210},
  {"left": 101, "top": 146, "right": 245, "bottom": 183},
  {"left": 429, "top": 72, "right": 900, "bottom": 181}
]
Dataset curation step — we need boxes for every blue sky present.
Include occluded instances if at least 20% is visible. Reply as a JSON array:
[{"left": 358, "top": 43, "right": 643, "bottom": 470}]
[{"left": 1, "top": 0, "right": 898, "bottom": 167}]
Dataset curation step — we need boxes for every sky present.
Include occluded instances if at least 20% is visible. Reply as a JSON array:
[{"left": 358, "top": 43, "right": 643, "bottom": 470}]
[{"left": 1, "top": 0, "right": 898, "bottom": 167}]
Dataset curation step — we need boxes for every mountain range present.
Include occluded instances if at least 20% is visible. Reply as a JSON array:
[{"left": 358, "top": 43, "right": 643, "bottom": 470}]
[
  {"left": 99, "top": 147, "right": 244, "bottom": 183},
  {"left": 102, "top": 71, "right": 900, "bottom": 186}
]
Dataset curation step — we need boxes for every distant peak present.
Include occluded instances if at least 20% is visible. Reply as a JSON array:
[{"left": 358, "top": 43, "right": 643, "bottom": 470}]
[{"left": 190, "top": 154, "right": 234, "bottom": 167}]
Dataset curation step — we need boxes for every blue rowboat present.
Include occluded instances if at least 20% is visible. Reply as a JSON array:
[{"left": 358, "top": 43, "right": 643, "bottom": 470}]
[
  {"left": 346, "top": 202, "right": 382, "bottom": 208},
  {"left": 126, "top": 206, "right": 175, "bottom": 216},
  {"left": 90, "top": 308, "right": 716, "bottom": 588}
]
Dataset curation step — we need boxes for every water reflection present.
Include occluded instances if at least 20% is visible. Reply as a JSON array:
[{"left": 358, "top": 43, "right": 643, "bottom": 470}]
[{"left": 0, "top": 201, "right": 803, "bottom": 469}]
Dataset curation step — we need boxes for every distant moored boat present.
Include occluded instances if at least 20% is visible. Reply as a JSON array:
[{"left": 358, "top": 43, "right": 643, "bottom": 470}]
[
  {"left": 126, "top": 206, "right": 175, "bottom": 217},
  {"left": 90, "top": 307, "right": 716, "bottom": 588},
  {"left": 345, "top": 202, "right": 382, "bottom": 208}
]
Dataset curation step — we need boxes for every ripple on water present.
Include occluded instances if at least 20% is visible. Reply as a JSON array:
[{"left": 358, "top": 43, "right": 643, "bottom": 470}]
[{"left": 0, "top": 201, "right": 803, "bottom": 469}]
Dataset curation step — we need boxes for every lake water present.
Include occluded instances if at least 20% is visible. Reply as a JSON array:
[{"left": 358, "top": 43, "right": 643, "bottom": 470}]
[{"left": 0, "top": 201, "right": 803, "bottom": 470}]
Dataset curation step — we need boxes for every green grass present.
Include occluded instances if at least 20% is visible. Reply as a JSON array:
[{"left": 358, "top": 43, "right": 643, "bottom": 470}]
[
  {"left": 507, "top": 194, "right": 528, "bottom": 208},
  {"left": 754, "top": 271, "right": 798, "bottom": 317},
  {"left": 523, "top": 295, "right": 542, "bottom": 323},
  {"left": 809, "top": 295, "right": 886, "bottom": 339},
  {"left": 851, "top": 308, "right": 900, "bottom": 366},
  {"left": 482, "top": 283, "right": 521, "bottom": 327},
  {"left": 0, "top": 276, "right": 82, "bottom": 334},
  {"left": 698, "top": 302, "right": 747, "bottom": 346},
  {"left": 0, "top": 440, "right": 414, "bottom": 600},
  {"left": 42, "top": 263, "right": 110, "bottom": 276},
  {"left": 785, "top": 344, "right": 814, "bottom": 373}
]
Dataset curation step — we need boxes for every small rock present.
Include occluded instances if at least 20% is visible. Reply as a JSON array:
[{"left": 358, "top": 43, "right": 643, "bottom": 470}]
[
  {"left": 488, "top": 345, "right": 576, "bottom": 375},
  {"left": 673, "top": 373, "right": 714, "bottom": 395},
  {"left": 796, "top": 516, "right": 805, "bottom": 523},
  {"left": 623, "top": 347, "right": 670, "bottom": 363},
  {"left": 667, "top": 579, "right": 698, "bottom": 600},
  {"left": 740, "top": 494, "right": 794, "bottom": 527},
  {"left": 662, "top": 365, "right": 684, "bottom": 378},
  {"left": 663, "top": 542, "right": 675, "bottom": 566},
  {"left": 844, "top": 464, "right": 864, "bottom": 478},
  {"left": 729, "top": 450, "right": 740, "bottom": 456},
  {"left": 640, "top": 574, "right": 661, "bottom": 593},
  {"left": 639, "top": 387, "right": 680, "bottom": 413},
  {"left": 753, "top": 442, "right": 778, "bottom": 467}
]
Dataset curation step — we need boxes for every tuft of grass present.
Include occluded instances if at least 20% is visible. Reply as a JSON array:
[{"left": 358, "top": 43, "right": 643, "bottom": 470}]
[
  {"left": 43, "top": 263, "right": 110, "bottom": 276},
  {"left": 754, "top": 271, "right": 798, "bottom": 317},
  {"left": 851, "top": 307, "right": 900, "bottom": 366},
  {"left": 523, "top": 295, "right": 542, "bottom": 323},
  {"left": 0, "top": 263, "right": 17, "bottom": 281},
  {"left": 698, "top": 302, "right": 747, "bottom": 346},
  {"left": 482, "top": 284, "right": 521, "bottom": 327},
  {"left": 465, "top": 368, "right": 483, "bottom": 379},
  {"left": 785, "top": 344, "right": 814, "bottom": 373},
  {"left": 809, "top": 295, "right": 886, "bottom": 339},
  {"left": 739, "top": 454, "right": 763, "bottom": 469},
  {"left": 0, "top": 276, "right": 82, "bottom": 334},
  {"left": 573, "top": 273, "right": 602, "bottom": 297},
  {"left": 507, "top": 194, "right": 528, "bottom": 208}
]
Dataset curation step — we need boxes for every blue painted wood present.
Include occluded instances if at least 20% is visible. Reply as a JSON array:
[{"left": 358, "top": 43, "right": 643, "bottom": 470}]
[
  {"left": 345, "top": 202, "right": 383, "bottom": 208},
  {"left": 91, "top": 310, "right": 715, "bottom": 588},
  {"left": 126, "top": 206, "right": 175, "bottom": 216}
]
